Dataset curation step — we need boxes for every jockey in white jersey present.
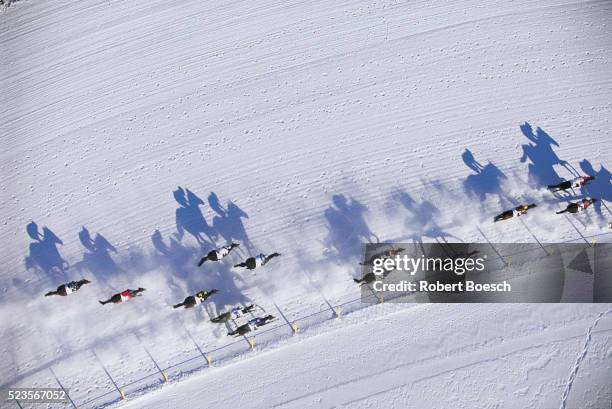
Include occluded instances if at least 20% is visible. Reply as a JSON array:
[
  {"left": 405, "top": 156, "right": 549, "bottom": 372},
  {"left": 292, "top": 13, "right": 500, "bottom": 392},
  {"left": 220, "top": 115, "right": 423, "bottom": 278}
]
[
  {"left": 45, "top": 279, "right": 91, "bottom": 297},
  {"left": 234, "top": 252, "right": 281, "bottom": 270},
  {"left": 198, "top": 243, "right": 240, "bottom": 266},
  {"left": 211, "top": 304, "right": 256, "bottom": 323},
  {"left": 227, "top": 315, "right": 275, "bottom": 336},
  {"left": 548, "top": 176, "right": 595, "bottom": 192}
]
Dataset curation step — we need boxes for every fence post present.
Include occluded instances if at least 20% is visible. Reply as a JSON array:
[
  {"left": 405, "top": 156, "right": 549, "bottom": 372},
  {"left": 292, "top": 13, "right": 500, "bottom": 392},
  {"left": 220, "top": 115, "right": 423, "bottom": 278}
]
[
  {"left": 273, "top": 302, "right": 295, "bottom": 334},
  {"left": 184, "top": 326, "right": 213, "bottom": 369},
  {"left": 145, "top": 345, "right": 169, "bottom": 383},
  {"left": 49, "top": 366, "right": 77, "bottom": 409},
  {"left": 477, "top": 226, "right": 509, "bottom": 267},
  {"left": 300, "top": 269, "right": 335, "bottom": 315},
  {"left": 135, "top": 333, "right": 169, "bottom": 383},
  {"left": 92, "top": 349, "right": 126, "bottom": 400}
]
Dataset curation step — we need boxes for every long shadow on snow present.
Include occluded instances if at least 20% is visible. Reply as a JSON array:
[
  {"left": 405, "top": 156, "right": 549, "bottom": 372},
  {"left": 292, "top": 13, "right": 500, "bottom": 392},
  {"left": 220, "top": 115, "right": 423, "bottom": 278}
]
[
  {"left": 174, "top": 187, "right": 217, "bottom": 246},
  {"left": 73, "top": 227, "right": 122, "bottom": 290},
  {"left": 208, "top": 192, "right": 254, "bottom": 255},
  {"left": 580, "top": 159, "right": 612, "bottom": 218},
  {"left": 519, "top": 122, "right": 576, "bottom": 186},
  {"left": 461, "top": 147, "right": 541, "bottom": 208},
  {"left": 462, "top": 149, "right": 507, "bottom": 201},
  {"left": 323, "top": 194, "right": 378, "bottom": 263},
  {"left": 391, "top": 190, "right": 460, "bottom": 247},
  {"left": 24, "top": 222, "right": 69, "bottom": 279}
]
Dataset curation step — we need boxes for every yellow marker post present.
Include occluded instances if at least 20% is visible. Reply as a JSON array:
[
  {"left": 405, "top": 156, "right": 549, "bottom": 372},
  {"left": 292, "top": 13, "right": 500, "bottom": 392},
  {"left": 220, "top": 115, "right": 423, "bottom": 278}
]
[
  {"left": 592, "top": 238, "right": 598, "bottom": 246},
  {"left": 249, "top": 337, "right": 255, "bottom": 350},
  {"left": 336, "top": 306, "right": 342, "bottom": 319},
  {"left": 206, "top": 355, "right": 212, "bottom": 366},
  {"left": 162, "top": 371, "right": 169, "bottom": 383},
  {"left": 292, "top": 322, "right": 299, "bottom": 334},
  {"left": 119, "top": 388, "right": 127, "bottom": 400}
]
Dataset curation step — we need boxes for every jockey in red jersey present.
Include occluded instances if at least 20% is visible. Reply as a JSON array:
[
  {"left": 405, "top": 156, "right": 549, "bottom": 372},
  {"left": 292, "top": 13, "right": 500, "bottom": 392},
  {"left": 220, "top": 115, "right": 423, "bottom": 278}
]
[{"left": 99, "top": 288, "right": 146, "bottom": 305}]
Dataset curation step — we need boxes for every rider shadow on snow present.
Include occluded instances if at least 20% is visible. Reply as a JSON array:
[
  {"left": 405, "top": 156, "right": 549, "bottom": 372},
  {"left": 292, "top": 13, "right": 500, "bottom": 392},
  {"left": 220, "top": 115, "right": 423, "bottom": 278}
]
[
  {"left": 24, "top": 222, "right": 69, "bottom": 278},
  {"left": 208, "top": 192, "right": 254, "bottom": 254},
  {"left": 152, "top": 229, "right": 201, "bottom": 293},
  {"left": 462, "top": 149, "right": 507, "bottom": 201},
  {"left": 174, "top": 187, "right": 217, "bottom": 246},
  {"left": 391, "top": 190, "right": 459, "bottom": 246},
  {"left": 519, "top": 122, "right": 576, "bottom": 186},
  {"left": 580, "top": 159, "right": 612, "bottom": 217},
  {"left": 324, "top": 194, "right": 378, "bottom": 262},
  {"left": 74, "top": 227, "right": 122, "bottom": 287}
]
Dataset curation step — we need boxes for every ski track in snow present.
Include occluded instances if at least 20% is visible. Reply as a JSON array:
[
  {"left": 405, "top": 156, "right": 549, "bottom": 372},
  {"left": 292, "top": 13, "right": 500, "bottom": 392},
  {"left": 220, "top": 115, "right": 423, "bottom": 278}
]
[{"left": 1, "top": 0, "right": 612, "bottom": 408}]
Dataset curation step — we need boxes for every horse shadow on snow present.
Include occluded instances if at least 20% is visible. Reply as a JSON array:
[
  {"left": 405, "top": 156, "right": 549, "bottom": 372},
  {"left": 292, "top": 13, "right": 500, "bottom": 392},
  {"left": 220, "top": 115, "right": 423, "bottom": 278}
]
[
  {"left": 207, "top": 192, "right": 254, "bottom": 255},
  {"left": 391, "top": 190, "right": 460, "bottom": 247},
  {"left": 174, "top": 187, "right": 217, "bottom": 246},
  {"left": 462, "top": 149, "right": 507, "bottom": 201},
  {"left": 519, "top": 122, "right": 577, "bottom": 186},
  {"left": 73, "top": 227, "right": 122, "bottom": 289},
  {"left": 24, "top": 221, "right": 69, "bottom": 278},
  {"left": 579, "top": 159, "right": 612, "bottom": 218},
  {"left": 323, "top": 194, "right": 379, "bottom": 263}
]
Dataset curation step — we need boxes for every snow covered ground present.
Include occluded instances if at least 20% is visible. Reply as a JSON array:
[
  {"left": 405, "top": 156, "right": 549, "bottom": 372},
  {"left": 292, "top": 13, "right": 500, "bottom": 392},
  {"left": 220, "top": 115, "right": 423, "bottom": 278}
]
[
  {"left": 124, "top": 304, "right": 612, "bottom": 409},
  {"left": 1, "top": 0, "right": 611, "bottom": 408}
]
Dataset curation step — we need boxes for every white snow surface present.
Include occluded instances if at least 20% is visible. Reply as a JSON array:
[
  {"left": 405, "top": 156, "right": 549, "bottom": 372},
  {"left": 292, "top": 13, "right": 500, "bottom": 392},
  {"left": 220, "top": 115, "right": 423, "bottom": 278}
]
[{"left": 1, "top": 0, "right": 611, "bottom": 408}]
